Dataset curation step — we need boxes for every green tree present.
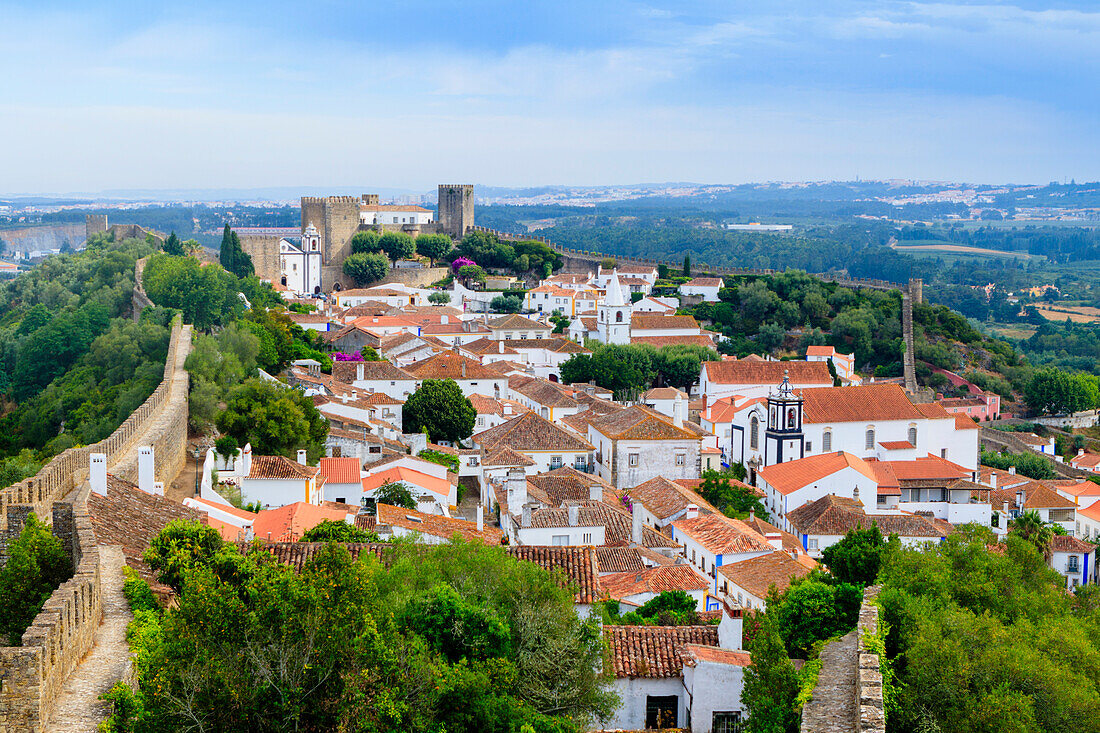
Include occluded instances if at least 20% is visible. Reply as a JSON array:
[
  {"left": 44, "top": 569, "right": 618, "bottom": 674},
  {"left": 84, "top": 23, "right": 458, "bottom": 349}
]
[
  {"left": 683, "top": 255, "right": 691, "bottom": 278},
  {"left": 219, "top": 224, "right": 254, "bottom": 279},
  {"left": 143, "top": 519, "right": 227, "bottom": 594},
  {"left": 299, "top": 519, "right": 380, "bottom": 543},
  {"left": 742, "top": 615, "right": 800, "bottom": 733},
  {"left": 0, "top": 513, "right": 72, "bottom": 645},
  {"left": 350, "top": 230, "right": 382, "bottom": 254},
  {"left": 214, "top": 435, "right": 239, "bottom": 459},
  {"left": 342, "top": 252, "right": 389, "bottom": 287},
  {"left": 1011, "top": 510, "right": 1055, "bottom": 557},
  {"left": 428, "top": 291, "right": 451, "bottom": 305},
  {"left": 821, "top": 525, "right": 885, "bottom": 586},
  {"left": 162, "top": 231, "right": 185, "bottom": 257},
  {"left": 696, "top": 469, "right": 770, "bottom": 521},
  {"left": 756, "top": 321, "right": 787, "bottom": 352},
  {"left": 490, "top": 294, "right": 523, "bottom": 313},
  {"left": 142, "top": 253, "right": 242, "bottom": 330},
  {"left": 374, "top": 481, "right": 417, "bottom": 510},
  {"left": 215, "top": 378, "right": 328, "bottom": 462},
  {"left": 1025, "top": 367, "right": 1099, "bottom": 415},
  {"left": 403, "top": 583, "right": 512, "bottom": 662},
  {"left": 770, "top": 576, "right": 862, "bottom": 657},
  {"left": 416, "top": 234, "right": 453, "bottom": 266},
  {"left": 380, "top": 231, "right": 416, "bottom": 263},
  {"left": 403, "top": 379, "right": 476, "bottom": 443},
  {"left": 360, "top": 346, "right": 383, "bottom": 361},
  {"left": 458, "top": 264, "right": 486, "bottom": 285}
]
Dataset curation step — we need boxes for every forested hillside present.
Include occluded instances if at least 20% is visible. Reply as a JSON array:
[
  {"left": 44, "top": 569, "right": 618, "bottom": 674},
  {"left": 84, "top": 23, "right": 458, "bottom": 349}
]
[{"left": 0, "top": 234, "right": 174, "bottom": 484}]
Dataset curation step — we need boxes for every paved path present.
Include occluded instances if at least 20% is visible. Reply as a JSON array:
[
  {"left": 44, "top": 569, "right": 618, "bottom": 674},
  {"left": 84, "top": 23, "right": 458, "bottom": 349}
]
[
  {"left": 45, "top": 546, "right": 133, "bottom": 732},
  {"left": 801, "top": 629, "right": 859, "bottom": 733}
]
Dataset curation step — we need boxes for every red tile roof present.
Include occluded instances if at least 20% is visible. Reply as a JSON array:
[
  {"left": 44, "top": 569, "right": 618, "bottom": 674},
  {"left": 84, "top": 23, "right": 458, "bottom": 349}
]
[
  {"left": 626, "top": 476, "right": 720, "bottom": 520},
  {"left": 682, "top": 644, "right": 751, "bottom": 667},
  {"left": 601, "top": 565, "right": 708, "bottom": 599},
  {"left": 1050, "top": 535, "right": 1096, "bottom": 554},
  {"left": 671, "top": 513, "right": 772, "bottom": 555},
  {"left": 757, "top": 452, "right": 878, "bottom": 495},
  {"left": 251, "top": 502, "right": 351, "bottom": 543},
  {"left": 508, "top": 545, "right": 601, "bottom": 603},
  {"left": 704, "top": 360, "right": 832, "bottom": 386},
  {"left": 402, "top": 350, "right": 502, "bottom": 380},
  {"left": 474, "top": 411, "right": 594, "bottom": 452},
  {"left": 595, "top": 546, "right": 648, "bottom": 574},
  {"left": 604, "top": 625, "right": 720, "bottom": 678},
  {"left": 248, "top": 455, "right": 320, "bottom": 480},
  {"left": 588, "top": 405, "right": 700, "bottom": 441},
  {"left": 376, "top": 503, "right": 503, "bottom": 543},
  {"left": 801, "top": 384, "right": 927, "bottom": 424},
  {"left": 718, "top": 551, "right": 812, "bottom": 599},
  {"left": 318, "top": 456, "right": 361, "bottom": 485}
]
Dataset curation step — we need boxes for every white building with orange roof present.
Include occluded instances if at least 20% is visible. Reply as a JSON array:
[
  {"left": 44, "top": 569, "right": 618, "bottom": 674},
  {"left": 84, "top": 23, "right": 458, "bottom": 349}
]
[
  {"left": 680, "top": 277, "right": 723, "bottom": 302},
  {"left": 669, "top": 510, "right": 775, "bottom": 597},
  {"left": 805, "top": 344, "right": 856, "bottom": 382},
  {"left": 634, "top": 296, "right": 678, "bottom": 313},
  {"left": 756, "top": 451, "right": 882, "bottom": 528},
  {"left": 1070, "top": 450, "right": 1100, "bottom": 475}
]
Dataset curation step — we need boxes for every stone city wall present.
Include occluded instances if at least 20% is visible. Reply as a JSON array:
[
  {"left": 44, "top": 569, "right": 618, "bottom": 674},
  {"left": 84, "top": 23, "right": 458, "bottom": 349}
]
[
  {"left": 0, "top": 315, "right": 191, "bottom": 731},
  {"left": 855, "top": 586, "right": 885, "bottom": 733}
]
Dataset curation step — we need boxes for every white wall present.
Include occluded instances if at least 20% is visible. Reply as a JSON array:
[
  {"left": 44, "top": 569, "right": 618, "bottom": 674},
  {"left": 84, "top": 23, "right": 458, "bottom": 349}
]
[
  {"left": 513, "top": 523, "right": 606, "bottom": 546},
  {"left": 240, "top": 477, "right": 317, "bottom": 508},
  {"left": 683, "top": 661, "right": 747, "bottom": 733},
  {"left": 605, "top": 678, "right": 686, "bottom": 731}
]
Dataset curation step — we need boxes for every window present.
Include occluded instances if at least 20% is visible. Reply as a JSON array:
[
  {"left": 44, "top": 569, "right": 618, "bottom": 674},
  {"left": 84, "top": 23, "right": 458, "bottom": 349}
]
[
  {"left": 675, "top": 454, "right": 685, "bottom": 466},
  {"left": 941, "top": 448, "right": 948, "bottom": 458},
  {"left": 552, "top": 535, "right": 569, "bottom": 546},
  {"left": 1069, "top": 555, "right": 1081, "bottom": 573},
  {"left": 865, "top": 428, "right": 875, "bottom": 450},
  {"left": 805, "top": 441, "right": 812, "bottom": 453},
  {"left": 908, "top": 425, "right": 918, "bottom": 445},
  {"left": 877, "top": 495, "right": 887, "bottom": 506},
  {"left": 750, "top": 417, "right": 759, "bottom": 450},
  {"left": 808, "top": 538, "right": 819, "bottom": 550},
  {"left": 477, "top": 417, "right": 485, "bottom": 427},
  {"left": 822, "top": 430, "right": 832, "bottom": 452},
  {"left": 712, "top": 712, "right": 742, "bottom": 733},
  {"left": 469, "top": 457, "right": 479, "bottom": 467},
  {"left": 645, "top": 696, "right": 678, "bottom": 729},
  {"left": 629, "top": 453, "right": 640, "bottom": 467},
  {"left": 616, "top": 311, "right": 623, "bottom": 323},
  {"left": 550, "top": 456, "right": 563, "bottom": 469},
  {"left": 691, "top": 549, "right": 696, "bottom": 563},
  {"left": 583, "top": 532, "right": 593, "bottom": 544}
]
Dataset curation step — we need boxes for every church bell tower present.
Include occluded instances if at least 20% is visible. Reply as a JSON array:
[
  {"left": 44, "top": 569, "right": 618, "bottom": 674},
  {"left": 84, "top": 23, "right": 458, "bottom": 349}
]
[{"left": 764, "top": 370, "right": 805, "bottom": 466}]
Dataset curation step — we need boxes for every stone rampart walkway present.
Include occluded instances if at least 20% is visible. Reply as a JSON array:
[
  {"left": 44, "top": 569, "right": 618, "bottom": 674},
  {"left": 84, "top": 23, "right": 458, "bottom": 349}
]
[
  {"left": 801, "top": 629, "right": 859, "bottom": 733},
  {"left": 45, "top": 546, "right": 133, "bottom": 732}
]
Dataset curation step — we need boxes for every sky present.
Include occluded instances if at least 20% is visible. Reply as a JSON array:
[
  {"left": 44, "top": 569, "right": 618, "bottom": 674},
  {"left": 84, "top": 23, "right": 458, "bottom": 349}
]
[{"left": 2, "top": 0, "right": 1099, "bottom": 194}]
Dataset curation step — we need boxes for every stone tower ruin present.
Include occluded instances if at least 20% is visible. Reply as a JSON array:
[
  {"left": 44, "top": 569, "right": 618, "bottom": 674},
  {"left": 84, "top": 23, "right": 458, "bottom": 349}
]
[{"left": 437, "top": 184, "right": 474, "bottom": 239}]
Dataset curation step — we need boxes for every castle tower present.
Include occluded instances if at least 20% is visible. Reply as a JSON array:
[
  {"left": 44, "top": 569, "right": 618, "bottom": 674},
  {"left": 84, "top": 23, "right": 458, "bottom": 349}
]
[
  {"left": 763, "top": 371, "right": 805, "bottom": 466},
  {"left": 597, "top": 271, "right": 632, "bottom": 345},
  {"left": 437, "top": 184, "right": 474, "bottom": 239}
]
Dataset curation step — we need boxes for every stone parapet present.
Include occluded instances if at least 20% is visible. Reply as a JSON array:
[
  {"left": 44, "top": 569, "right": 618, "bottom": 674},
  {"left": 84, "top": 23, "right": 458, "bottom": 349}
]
[{"left": 855, "top": 586, "right": 885, "bottom": 733}]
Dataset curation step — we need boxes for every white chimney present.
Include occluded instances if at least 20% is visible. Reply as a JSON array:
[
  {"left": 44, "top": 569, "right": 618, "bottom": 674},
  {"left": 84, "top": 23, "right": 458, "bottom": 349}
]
[
  {"left": 568, "top": 504, "right": 580, "bottom": 526},
  {"left": 152, "top": 481, "right": 164, "bottom": 496},
  {"left": 686, "top": 503, "right": 699, "bottom": 519},
  {"left": 242, "top": 444, "right": 253, "bottom": 476},
  {"left": 356, "top": 363, "right": 365, "bottom": 381},
  {"left": 499, "top": 341, "right": 504, "bottom": 354},
  {"left": 137, "top": 446, "right": 155, "bottom": 494},
  {"left": 521, "top": 503, "right": 532, "bottom": 528},
  {"left": 89, "top": 453, "right": 108, "bottom": 496},
  {"left": 442, "top": 315, "right": 449, "bottom": 325},
  {"left": 1001, "top": 501, "right": 1010, "bottom": 531},
  {"left": 589, "top": 483, "right": 602, "bottom": 501},
  {"left": 673, "top": 392, "right": 684, "bottom": 428},
  {"left": 766, "top": 532, "right": 783, "bottom": 551},
  {"left": 506, "top": 467, "right": 528, "bottom": 517},
  {"left": 504, "top": 404, "right": 513, "bottom": 415},
  {"left": 297, "top": 450, "right": 308, "bottom": 465},
  {"left": 476, "top": 505, "right": 484, "bottom": 532},
  {"left": 1079, "top": 449, "right": 1086, "bottom": 457},
  {"left": 749, "top": 508, "right": 755, "bottom": 523},
  {"left": 990, "top": 473, "right": 997, "bottom": 490},
  {"left": 1009, "top": 466, "right": 1016, "bottom": 475},
  {"left": 632, "top": 503, "right": 643, "bottom": 545}
]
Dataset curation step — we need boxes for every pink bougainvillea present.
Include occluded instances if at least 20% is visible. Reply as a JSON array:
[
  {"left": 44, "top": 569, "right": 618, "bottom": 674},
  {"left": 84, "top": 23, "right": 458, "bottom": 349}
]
[
  {"left": 331, "top": 352, "right": 362, "bottom": 361},
  {"left": 451, "top": 257, "right": 475, "bottom": 271}
]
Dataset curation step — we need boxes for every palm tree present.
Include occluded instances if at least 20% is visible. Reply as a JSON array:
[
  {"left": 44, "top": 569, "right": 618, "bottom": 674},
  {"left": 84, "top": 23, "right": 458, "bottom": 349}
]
[{"left": 1011, "top": 510, "right": 1055, "bottom": 559}]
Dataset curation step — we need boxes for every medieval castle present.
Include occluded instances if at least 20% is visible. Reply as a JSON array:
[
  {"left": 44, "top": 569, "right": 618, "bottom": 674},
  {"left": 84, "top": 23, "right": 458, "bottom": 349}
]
[{"left": 240, "top": 184, "right": 474, "bottom": 292}]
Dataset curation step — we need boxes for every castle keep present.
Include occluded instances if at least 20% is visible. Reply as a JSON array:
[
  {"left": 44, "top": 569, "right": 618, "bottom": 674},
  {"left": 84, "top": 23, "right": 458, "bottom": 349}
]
[{"left": 241, "top": 183, "right": 474, "bottom": 292}]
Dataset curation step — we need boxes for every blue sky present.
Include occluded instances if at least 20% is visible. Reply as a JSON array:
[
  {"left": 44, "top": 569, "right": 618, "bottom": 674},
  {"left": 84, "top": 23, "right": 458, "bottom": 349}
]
[{"left": 2, "top": 1, "right": 1099, "bottom": 194}]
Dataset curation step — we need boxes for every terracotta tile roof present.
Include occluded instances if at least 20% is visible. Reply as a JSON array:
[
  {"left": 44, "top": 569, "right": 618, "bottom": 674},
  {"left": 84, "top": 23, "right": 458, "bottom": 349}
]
[
  {"left": 507, "top": 545, "right": 601, "bottom": 603},
  {"left": 642, "top": 387, "right": 690, "bottom": 400},
  {"left": 682, "top": 644, "right": 751, "bottom": 667},
  {"left": 672, "top": 513, "right": 772, "bottom": 555},
  {"left": 363, "top": 467, "right": 452, "bottom": 500},
  {"left": 1050, "top": 535, "right": 1096, "bottom": 554},
  {"left": 704, "top": 360, "right": 832, "bottom": 386},
  {"left": 318, "top": 456, "right": 362, "bottom": 485},
  {"left": 489, "top": 314, "right": 549, "bottom": 330},
  {"left": 743, "top": 515, "right": 803, "bottom": 554},
  {"left": 376, "top": 503, "right": 503, "bottom": 543},
  {"left": 615, "top": 264, "right": 658, "bottom": 275},
  {"left": 1072, "top": 453, "right": 1100, "bottom": 470},
  {"left": 604, "top": 625, "right": 720, "bottom": 678},
  {"left": 502, "top": 337, "right": 590, "bottom": 354},
  {"left": 952, "top": 413, "right": 981, "bottom": 430},
  {"left": 786, "top": 494, "right": 954, "bottom": 538},
  {"left": 718, "top": 551, "right": 812, "bottom": 599},
  {"left": 343, "top": 301, "right": 399, "bottom": 317},
  {"left": 89, "top": 475, "right": 205, "bottom": 588},
  {"left": 527, "top": 501, "right": 680, "bottom": 548},
  {"left": 483, "top": 359, "right": 530, "bottom": 375},
  {"left": 913, "top": 402, "right": 954, "bottom": 420},
  {"left": 806, "top": 345, "right": 836, "bottom": 357},
  {"left": 251, "top": 502, "right": 352, "bottom": 543},
  {"left": 482, "top": 446, "right": 536, "bottom": 467},
  {"left": 509, "top": 375, "right": 580, "bottom": 408},
  {"left": 631, "top": 334, "right": 718, "bottom": 348},
  {"left": 588, "top": 405, "right": 700, "bottom": 441},
  {"left": 758, "top": 452, "right": 879, "bottom": 495},
  {"left": 879, "top": 440, "right": 915, "bottom": 450},
  {"left": 601, "top": 565, "right": 708, "bottom": 599},
  {"left": 242, "top": 540, "right": 390, "bottom": 571},
  {"left": 402, "top": 350, "right": 502, "bottom": 380},
  {"left": 248, "top": 455, "right": 320, "bottom": 480},
  {"left": 468, "top": 393, "right": 529, "bottom": 418},
  {"left": 625, "top": 476, "right": 720, "bottom": 520},
  {"left": 462, "top": 337, "right": 521, "bottom": 356},
  {"left": 527, "top": 467, "right": 615, "bottom": 504},
  {"left": 685, "top": 277, "right": 723, "bottom": 288},
  {"left": 1021, "top": 482, "right": 1077, "bottom": 510},
  {"left": 631, "top": 314, "right": 701, "bottom": 331},
  {"left": 474, "top": 411, "right": 594, "bottom": 453},
  {"left": 879, "top": 455, "right": 970, "bottom": 482},
  {"left": 595, "top": 546, "right": 648, "bottom": 574},
  {"left": 801, "top": 384, "right": 926, "bottom": 424},
  {"left": 331, "top": 360, "right": 415, "bottom": 382}
]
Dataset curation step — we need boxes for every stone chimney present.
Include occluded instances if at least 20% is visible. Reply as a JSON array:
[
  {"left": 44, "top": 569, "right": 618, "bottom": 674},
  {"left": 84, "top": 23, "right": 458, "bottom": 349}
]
[
  {"left": 686, "top": 503, "right": 699, "bottom": 519},
  {"left": 766, "top": 532, "right": 783, "bottom": 551},
  {"left": 297, "top": 450, "right": 308, "bottom": 465},
  {"left": 137, "top": 446, "right": 155, "bottom": 494},
  {"left": 476, "top": 504, "right": 484, "bottom": 532},
  {"left": 631, "top": 503, "right": 643, "bottom": 545},
  {"left": 90, "top": 453, "right": 108, "bottom": 496},
  {"left": 568, "top": 504, "right": 580, "bottom": 526}
]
